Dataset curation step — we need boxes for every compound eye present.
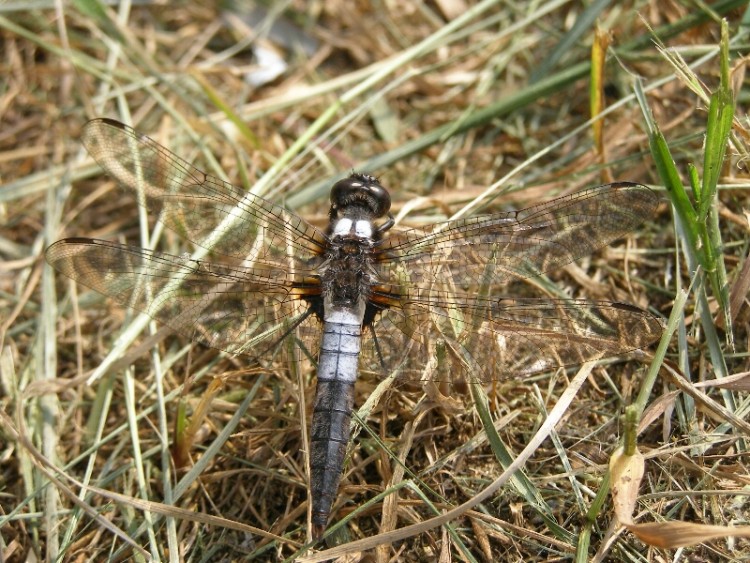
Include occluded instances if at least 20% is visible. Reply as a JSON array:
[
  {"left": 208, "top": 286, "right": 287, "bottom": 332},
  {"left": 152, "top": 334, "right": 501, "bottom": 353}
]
[
  {"left": 330, "top": 174, "right": 391, "bottom": 218},
  {"left": 368, "top": 182, "right": 391, "bottom": 217},
  {"left": 330, "top": 177, "right": 358, "bottom": 206}
]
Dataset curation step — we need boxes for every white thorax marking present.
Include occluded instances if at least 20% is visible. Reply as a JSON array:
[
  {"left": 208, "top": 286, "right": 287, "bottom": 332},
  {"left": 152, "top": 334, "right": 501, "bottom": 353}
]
[{"left": 332, "top": 218, "right": 373, "bottom": 239}]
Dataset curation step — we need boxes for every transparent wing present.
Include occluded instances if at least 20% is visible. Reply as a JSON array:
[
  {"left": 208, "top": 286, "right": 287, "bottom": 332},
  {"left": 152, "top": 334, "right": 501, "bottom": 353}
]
[
  {"left": 362, "top": 184, "right": 662, "bottom": 383},
  {"left": 361, "top": 297, "right": 662, "bottom": 385},
  {"left": 81, "top": 118, "right": 328, "bottom": 266},
  {"left": 374, "top": 183, "right": 658, "bottom": 296},
  {"left": 45, "top": 238, "right": 322, "bottom": 360}
]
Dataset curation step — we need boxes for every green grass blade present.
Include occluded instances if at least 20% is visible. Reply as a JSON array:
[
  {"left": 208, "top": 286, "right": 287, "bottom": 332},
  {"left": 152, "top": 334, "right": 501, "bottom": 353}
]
[
  {"left": 699, "top": 21, "right": 734, "bottom": 330},
  {"left": 529, "top": 0, "right": 613, "bottom": 83},
  {"left": 471, "top": 383, "right": 574, "bottom": 543}
]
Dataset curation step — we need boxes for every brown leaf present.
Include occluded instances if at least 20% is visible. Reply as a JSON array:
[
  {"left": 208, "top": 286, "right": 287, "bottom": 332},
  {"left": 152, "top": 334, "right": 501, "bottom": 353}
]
[
  {"left": 627, "top": 521, "right": 750, "bottom": 549},
  {"left": 694, "top": 370, "right": 750, "bottom": 391},
  {"left": 609, "top": 445, "right": 644, "bottom": 525}
]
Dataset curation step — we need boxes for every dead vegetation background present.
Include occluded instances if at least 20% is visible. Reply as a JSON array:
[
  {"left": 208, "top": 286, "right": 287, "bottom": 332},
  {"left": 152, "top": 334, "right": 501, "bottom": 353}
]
[{"left": 1, "top": 1, "right": 750, "bottom": 561}]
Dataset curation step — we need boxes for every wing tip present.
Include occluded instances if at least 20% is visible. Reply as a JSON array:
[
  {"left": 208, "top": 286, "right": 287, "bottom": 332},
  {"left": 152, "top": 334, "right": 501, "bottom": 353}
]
[
  {"left": 86, "top": 117, "right": 128, "bottom": 130},
  {"left": 45, "top": 238, "right": 106, "bottom": 264},
  {"left": 612, "top": 181, "right": 660, "bottom": 207},
  {"left": 55, "top": 236, "right": 98, "bottom": 245}
]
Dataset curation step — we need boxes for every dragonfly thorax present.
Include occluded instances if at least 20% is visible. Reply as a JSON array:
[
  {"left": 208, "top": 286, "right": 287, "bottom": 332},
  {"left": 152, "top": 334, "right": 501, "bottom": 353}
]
[{"left": 319, "top": 232, "right": 377, "bottom": 309}]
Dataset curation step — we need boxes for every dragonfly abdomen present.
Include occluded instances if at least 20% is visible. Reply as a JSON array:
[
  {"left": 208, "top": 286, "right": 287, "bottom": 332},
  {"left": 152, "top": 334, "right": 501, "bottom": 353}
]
[{"left": 310, "top": 314, "right": 362, "bottom": 538}]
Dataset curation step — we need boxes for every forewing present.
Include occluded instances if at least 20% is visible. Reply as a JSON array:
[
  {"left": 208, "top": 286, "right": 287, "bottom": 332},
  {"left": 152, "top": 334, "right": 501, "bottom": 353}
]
[
  {"left": 375, "top": 183, "right": 657, "bottom": 295},
  {"left": 361, "top": 297, "right": 662, "bottom": 385},
  {"left": 45, "top": 238, "right": 322, "bottom": 360},
  {"left": 81, "top": 118, "right": 328, "bottom": 266}
]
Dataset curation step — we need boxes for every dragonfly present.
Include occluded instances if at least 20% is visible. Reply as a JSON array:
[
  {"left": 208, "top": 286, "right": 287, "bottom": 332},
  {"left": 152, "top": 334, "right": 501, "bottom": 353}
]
[{"left": 46, "top": 118, "right": 663, "bottom": 540}]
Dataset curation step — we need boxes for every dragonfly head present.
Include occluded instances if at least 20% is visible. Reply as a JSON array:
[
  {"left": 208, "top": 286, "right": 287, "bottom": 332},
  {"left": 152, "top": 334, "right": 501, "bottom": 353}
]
[{"left": 330, "top": 173, "right": 391, "bottom": 221}]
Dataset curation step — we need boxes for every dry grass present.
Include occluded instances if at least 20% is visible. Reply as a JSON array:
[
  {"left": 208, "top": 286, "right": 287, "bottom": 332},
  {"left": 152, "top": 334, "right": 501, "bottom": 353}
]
[{"left": 1, "top": 1, "right": 750, "bottom": 561}]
